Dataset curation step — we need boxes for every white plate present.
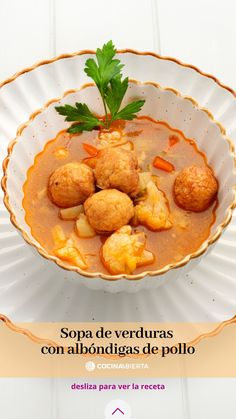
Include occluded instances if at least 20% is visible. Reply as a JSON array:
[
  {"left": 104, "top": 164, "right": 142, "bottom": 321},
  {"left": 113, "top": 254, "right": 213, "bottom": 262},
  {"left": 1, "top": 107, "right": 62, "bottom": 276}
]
[{"left": 0, "top": 50, "right": 236, "bottom": 322}]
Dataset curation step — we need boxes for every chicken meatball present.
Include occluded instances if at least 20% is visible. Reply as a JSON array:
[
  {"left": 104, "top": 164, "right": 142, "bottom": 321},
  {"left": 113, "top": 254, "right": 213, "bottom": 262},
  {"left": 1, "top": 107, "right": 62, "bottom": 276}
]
[
  {"left": 48, "top": 162, "right": 95, "bottom": 208},
  {"left": 94, "top": 147, "right": 139, "bottom": 194},
  {"left": 174, "top": 165, "right": 218, "bottom": 212},
  {"left": 84, "top": 189, "right": 134, "bottom": 233}
]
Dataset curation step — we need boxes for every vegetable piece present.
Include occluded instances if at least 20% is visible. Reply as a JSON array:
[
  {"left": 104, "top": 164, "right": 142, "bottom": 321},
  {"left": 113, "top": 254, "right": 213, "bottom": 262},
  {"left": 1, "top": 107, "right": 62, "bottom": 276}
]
[
  {"left": 59, "top": 205, "right": 84, "bottom": 221},
  {"left": 55, "top": 41, "right": 145, "bottom": 132},
  {"left": 138, "top": 172, "right": 153, "bottom": 192},
  {"left": 55, "top": 103, "right": 103, "bottom": 134},
  {"left": 97, "top": 130, "right": 124, "bottom": 148},
  {"left": 51, "top": 225, "right": 88, "bottom": 269},
  {"left": 98, "top": 130, "right": 122, "bottom": 143},
  {"left": 137, "top": 250, "right": 155, "bottom": 267},
  {"left": 52, "top": 232, "right": 88, "bottom": 269},
  {"left": 54, "top": 147, "right": 69, "bottom": 159},
  {"left": 82, "top": 143, "right": 98, "bottom": 156},
  {"left": 105, "top": 75, "right": 129, "bottom": 119},
  {"left": 82, "top": 156, "right": 97, "bottom": 169},
  {"left": 54, "top": 244, "right": 88, "bottom": 269},
  {"left": 75, "top": 214, "right": 96, "bottom": 238},
  {"left": 169, "top": 135, "right": 179, "bottom": 148},
  {"left": 104, "top": 75, "right": 145, "bottom": 123},
  {"left": 85, "top": 42, "right": 145, "bottom": 126},
  {"left": 101, "top": 225, "right": 154, "bottom": 274},
  {"left": 85, "top": 41, "right": 123, "bottom": 98},
  {"left": 134, "top": 180, "right": 172, "bottom": 231},
  {"left": 153, "top": 156, "right": 175, "bottom": 172},
  {"left": 112, "top": 100, "right": 145, "bottom": 122},
  {"left": 133, "top": 172, "right": 159, "bottom": 198}
]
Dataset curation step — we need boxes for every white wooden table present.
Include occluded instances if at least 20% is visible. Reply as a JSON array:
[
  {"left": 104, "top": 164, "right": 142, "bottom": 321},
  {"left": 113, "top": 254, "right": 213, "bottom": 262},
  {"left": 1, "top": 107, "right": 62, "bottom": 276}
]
[
  {"left": 0, "top": 1, "right": 236, "bottom": 418},
  {"left": 1, "top": 0, "right": 236, "bottom": 89}
]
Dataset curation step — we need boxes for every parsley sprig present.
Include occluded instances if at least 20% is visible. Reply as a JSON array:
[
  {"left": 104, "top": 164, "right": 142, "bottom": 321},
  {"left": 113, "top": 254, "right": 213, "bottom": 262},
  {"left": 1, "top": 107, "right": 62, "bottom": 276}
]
[{"left": 55, "top": 41, "right": 145, "bottom": 133}]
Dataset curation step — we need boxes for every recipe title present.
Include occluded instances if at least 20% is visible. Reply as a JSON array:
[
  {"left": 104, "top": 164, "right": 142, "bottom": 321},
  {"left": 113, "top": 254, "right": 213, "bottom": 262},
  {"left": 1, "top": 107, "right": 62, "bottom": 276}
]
[{"left": 40, "top": 326, "right": 195, "bottom": 358}]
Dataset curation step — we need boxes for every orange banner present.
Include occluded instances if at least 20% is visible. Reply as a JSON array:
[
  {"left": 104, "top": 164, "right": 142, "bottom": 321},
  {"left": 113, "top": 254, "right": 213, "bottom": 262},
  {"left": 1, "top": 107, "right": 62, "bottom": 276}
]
[{"left": 0, "top": 317, "right": 235, "bottom": 377}]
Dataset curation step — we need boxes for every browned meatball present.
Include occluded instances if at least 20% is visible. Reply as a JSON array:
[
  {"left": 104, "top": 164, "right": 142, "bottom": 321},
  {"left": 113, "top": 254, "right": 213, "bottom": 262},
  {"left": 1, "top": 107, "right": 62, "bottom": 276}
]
[
  {"left": 94, "top": 147, "right": 139, "bottom": 194},
  {"left": 84, "top": 189, "right": 134, "bottom": 233},
  {"left": 48, "top": 162, "right": 95, "bottom": 208},
  {"left": 174, "top": 165, "right": 218, "bottom": 212}
]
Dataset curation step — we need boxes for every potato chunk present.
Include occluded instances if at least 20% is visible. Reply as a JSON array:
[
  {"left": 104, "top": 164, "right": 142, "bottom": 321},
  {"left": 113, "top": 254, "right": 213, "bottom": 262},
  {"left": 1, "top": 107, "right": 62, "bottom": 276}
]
[
  {"left": 59, "top": 205, "right": 83, "bottom": 220},
  {"left": 134, "top": 180, "right": 172, "bottom": 231},
  {"left": 138, "top": 250, "right": 155, "bottom": 267},
  {"left": 101, "top": 225, "right": 154, "bottom": 275},
  {"left": 75, "top": 214, "right": 96, "bottom": 238}
]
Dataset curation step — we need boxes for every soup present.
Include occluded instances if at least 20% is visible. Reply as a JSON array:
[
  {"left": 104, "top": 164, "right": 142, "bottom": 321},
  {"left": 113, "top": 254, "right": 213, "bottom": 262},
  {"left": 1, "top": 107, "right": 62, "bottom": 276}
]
[{"left": 23, "top": 117, "right": 218, "bottom": 275}]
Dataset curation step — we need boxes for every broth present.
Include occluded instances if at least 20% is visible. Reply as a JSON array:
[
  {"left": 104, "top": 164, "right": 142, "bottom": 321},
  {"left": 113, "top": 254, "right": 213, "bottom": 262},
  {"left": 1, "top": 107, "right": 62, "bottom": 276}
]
[{"left": 23, "top": 117, "right": 217, "bottom": 274}]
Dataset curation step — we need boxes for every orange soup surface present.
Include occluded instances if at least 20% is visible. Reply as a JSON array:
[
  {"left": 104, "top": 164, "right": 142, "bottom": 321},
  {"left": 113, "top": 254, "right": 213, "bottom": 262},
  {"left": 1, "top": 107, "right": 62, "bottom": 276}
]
[{"left": 23, "top": 117, "right": 217, "bottom": 275}]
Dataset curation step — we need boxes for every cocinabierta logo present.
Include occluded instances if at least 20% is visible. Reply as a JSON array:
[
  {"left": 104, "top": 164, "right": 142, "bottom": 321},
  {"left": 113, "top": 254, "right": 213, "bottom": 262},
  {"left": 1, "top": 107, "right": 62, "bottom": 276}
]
[{"left": 85, "top": 362, "right": 149, "bottom": 371}]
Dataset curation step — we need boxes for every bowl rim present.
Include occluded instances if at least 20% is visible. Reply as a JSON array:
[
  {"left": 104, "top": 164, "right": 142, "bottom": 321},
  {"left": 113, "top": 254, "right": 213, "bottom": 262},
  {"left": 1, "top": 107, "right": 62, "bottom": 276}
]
[
  {"left": 1, "top": 47, "right": 236, "bottom": 99},
  {"left": 2, "top": 77, "right": 236, "bottom": 281}
]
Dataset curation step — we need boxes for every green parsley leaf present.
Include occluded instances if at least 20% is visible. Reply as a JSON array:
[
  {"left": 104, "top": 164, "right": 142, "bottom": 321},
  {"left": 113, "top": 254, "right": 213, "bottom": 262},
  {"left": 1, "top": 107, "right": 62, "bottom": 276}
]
[
  {"left": 55, "top": 103, "right": 102, "bottom": 133},
  {"left": 67, "top": 122, "right": 98, "bottom": 133},
  {"left": 113, "top": 100, "right": 146, "bottom": 121},
  {"left": 55, "top": 41, "right": 145, "bottom": 132},
  {"left": 85, "top": 40, "right": 123, "bottom": 95},
  {"left": 96, "top": 40, "right": 116, "bottom": 68},
  {"left": 105, "top": 75, "right": 129, "bottom": 119}
]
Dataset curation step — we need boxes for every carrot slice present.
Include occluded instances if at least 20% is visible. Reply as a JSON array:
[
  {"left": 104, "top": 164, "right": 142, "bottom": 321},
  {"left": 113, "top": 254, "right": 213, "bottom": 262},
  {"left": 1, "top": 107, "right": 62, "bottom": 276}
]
[
  {"left": 153, "top": 156, "right": 175, "bottom": 172},
  {"left": 82, "top": 143, "right": 98, "bottom": 156},
  {"left": 82, "top": 156, "right": 97, "bottom": 169},
  {"left": 169, "top": 135, "right": 179, "bottom": 147}
]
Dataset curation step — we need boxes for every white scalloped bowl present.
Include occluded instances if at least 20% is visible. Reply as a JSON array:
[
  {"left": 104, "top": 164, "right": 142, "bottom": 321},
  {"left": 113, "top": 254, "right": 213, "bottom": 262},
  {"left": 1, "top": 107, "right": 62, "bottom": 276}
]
[{"left": 2, "top": 78, "right": 236, "bottom": 292}]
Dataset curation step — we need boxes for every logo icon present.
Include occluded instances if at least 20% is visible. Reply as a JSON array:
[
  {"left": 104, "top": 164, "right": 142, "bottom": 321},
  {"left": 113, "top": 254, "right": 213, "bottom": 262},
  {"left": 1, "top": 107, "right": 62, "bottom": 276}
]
[{"left": 85, "top": 361, "right": 96, "bottom": 372}]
